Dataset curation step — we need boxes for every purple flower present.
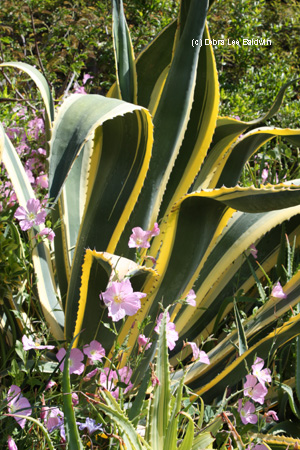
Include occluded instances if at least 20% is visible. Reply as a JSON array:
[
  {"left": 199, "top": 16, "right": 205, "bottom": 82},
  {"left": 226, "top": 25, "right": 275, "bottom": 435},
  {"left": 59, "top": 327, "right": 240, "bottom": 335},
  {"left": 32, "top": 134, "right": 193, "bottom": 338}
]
[
  {"left": 154, "top": 312, "right": 178, "bottom": 351},
  {"left": 249, "top": 244, "right": 258, "bottom": 259},
  {"left": 243, "top": 374, "right": 268, "bottom": 405},
  {"left": 7, "top": 385, "right": 32, "bottom": 429},
  {"left": 238, "top": 399, "right": 257, "bottom": 425},
  {"left": 14, "top": 198, "right": 47, "bottom": 231},
  {"left": 271, "top": 281, "right": 287, "bottom": 299},
  {"left": 83, "top": 340, "right": 105, "bottom": 363},
  {"left": 185, "top": 289, "right": 196, "bottom": 306},
  {"left": 251, "top": 357, "right": 272, "bottom": 386},
  {"left": 56, "top": 348, "right": 85, "bottom": 375},
  {"left": 38, "top": 227, "right": 55, "bottom": 242},
  {"left": 8, "top": 436, "right": 18, "bottom": 450},
  {"left": 22, "top": 335, "right": 55, "bottom": 351},
  {"left": 138, "top": 334, "right": 152, "bottom": 350},
  {"left": 101, "top": 279, "right": 146, "bottom": 322},
  {"left": 128, "top": 223, "right": 160, "bottom": 248},
  {"left": 77, "top": 418, "right": 103, "bottom": 435}
]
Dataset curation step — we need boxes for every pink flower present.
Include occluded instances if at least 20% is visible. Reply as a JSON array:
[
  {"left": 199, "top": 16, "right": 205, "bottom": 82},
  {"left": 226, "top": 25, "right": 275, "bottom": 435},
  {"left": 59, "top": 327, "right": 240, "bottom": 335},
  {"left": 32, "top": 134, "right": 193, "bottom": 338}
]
[
  {"left": 251, "top": 357, "right": 272, "bottom": 386},
  {"left": 249, "top": 244, "right": 258, "bottom": 259},
  {"left": 38, "top": 147, "right": 46, "bottom": 156},
  {"left": 151, "top": 373, "right": 160, "bottom": 387},
  {"left": 186, "top": 342, "right": 210, "bottom": 364},
  {"left": 271, "top": 281, "right": 287, "bottom": 299},
  {"left": 150, "top": 222, "right": 160, "bottom": 237},
  {"left": 261, "top": 168, "right": 269, "bottom": 184},
  {"left": 265, "top": 410, "right": 279, "bottom": 422},
  {"left": 27, "top": 117, "right": 44, "bottom": 139},
  {"left": 14, "top": 198, "right": 47, "bottom": 231},
  {"left": 128, "top": 227, "right": 151, "bottom": 248},
  {"left": 56, "top": 348, "right": 85, "bottom": 375},
  {"left": 243, "top": 374, "right": 268, "bottom": 405},
  {"left": 128, "top": 223, "right": 160, "bottom": 248},
  {"left": 138, "top": 334, "right": 152, "bottom": 350},
  {"left": 25, "top": 169, "right": 35, "bottom": 184},
  {"left": 101, "top": 279, "right": 146, "bottom": 322},
  {"left": 154, "top": 312, "right": 178, "bottom": 351},
  {"left": 22, "top": 335, "right": 55, "bottom": 351},
  {"left": 43, "top": 406, "right": 64, "bottom": 437},
  {"left": 45, "top": 380, "right": 57, "bottom": 391},
  {"left": 73, "top": 82, "right": 87, "bottom": 94},
  {"left": 83, "top": 368, "right": 99, "bottom": 381},
  {"left": 7, "top": 385, "right": 32, "bottom": 429},
  {"left": 72, "top": 393, "right": 79, "bottom": 406},
  {"left": 99, "top": 366, "right": 133, "bottom": 399},
  {"left": 185, "top": 289, "right": 196, "bottom": 306},
  {"left": 83, "top": 340, "right": 105, "bottom": 363},
  {"left": 8, "top": 436, "right": 18, "bottom": 450},
  {"left": 83, "top": 74, "right": 94, "bottom": 85},
  {"left": 38, "top": 228, "right": 55, "bottom": 242},
  {"left": 238, "top": 399, "right": 257, "bottom": 425},
  {"left": 36, "top": 173, "right": 48, "bottom": 189}
]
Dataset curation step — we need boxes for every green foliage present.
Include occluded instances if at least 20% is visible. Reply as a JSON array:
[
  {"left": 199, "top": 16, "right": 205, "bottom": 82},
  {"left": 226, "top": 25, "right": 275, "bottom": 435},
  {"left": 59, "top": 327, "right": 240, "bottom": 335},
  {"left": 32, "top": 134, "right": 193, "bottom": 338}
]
[
  {"left": 1, "top": 0, "right": 300, "bottom": 447},
  {"left": 0, "top": 0, "right": 178, "bottom": 96}
]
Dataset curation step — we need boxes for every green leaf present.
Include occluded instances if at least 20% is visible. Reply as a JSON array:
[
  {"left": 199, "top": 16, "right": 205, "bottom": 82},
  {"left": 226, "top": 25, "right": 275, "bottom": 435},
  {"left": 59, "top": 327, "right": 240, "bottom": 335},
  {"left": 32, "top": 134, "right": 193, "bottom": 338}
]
[
  {"left": 62, "top": 339, "right": 84, "bottom": 450},
  {"left": 119, "top": 0, "right": 209, "bottom": 234},
  {"left": 296, "top": 335, "right": 300, "bottom": 405},
  {"left": 1, "top": 123, "right": 64, "bottom": 339},
  {"left": 128, "top": 367, "right": 151, "bottom": 426},
  {"left": 0, "top": 61, "right": 54, "bottom": 145},
  {"left": 135, "top": 20, "right": 177, "bottom": 110},
  {"left": 8, "top": 415, "right": 55, "bottom": 450},
  {"left": 215, "top": 127, "right": 300, "bottom": 188},
  {"left": 158, "top": 24, "right": 219, "bottom": 220},
  {"left": 177, "top": 412, "right": 194, "bottom": 450},
  {"left": 112, "top": 0, "right": 137, "bottom": 103},
  {"left": 277, "top": 381, "right": 300, "bottom": 419},
  {"left": 192, "top": 431, "right": 215, "bottom": 450},
  {"left": 97, "top": 389, "right": 146, "bottom": 450},
  {"left": 233, "top": 300, "right": 248, "bottom": 355},
  {"left": 150, "top": 308, "right": 171, "bottom": 450},
  {"left": 164, "top": 376, "right": 185, "bottom": 450}
]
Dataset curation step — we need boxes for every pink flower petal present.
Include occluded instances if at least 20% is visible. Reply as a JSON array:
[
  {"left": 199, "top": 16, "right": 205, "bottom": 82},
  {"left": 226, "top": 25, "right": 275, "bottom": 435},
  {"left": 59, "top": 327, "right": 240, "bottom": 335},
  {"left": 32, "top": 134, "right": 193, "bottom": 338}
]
[
  {"left": 83, "top": 340, "right": 105, "bottom": 362},
  {"left": 101, "top": 279, "right": 146, "bottom": 322},
  {"left": 185, "top": 289, "right": 196, "bottom": 306},
  {"left": 271, "top": 281, "right": 287, "bottom": 299}
]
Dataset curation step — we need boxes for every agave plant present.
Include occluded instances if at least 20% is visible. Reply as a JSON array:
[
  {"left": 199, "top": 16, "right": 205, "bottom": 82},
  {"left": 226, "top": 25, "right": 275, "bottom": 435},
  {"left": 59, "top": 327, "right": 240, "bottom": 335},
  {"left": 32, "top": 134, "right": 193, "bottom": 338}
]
[{"left": 1, "top": 0, "right": 300, "bottom": 433}]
